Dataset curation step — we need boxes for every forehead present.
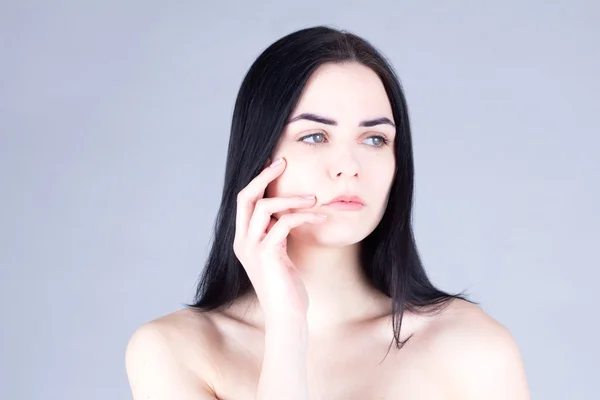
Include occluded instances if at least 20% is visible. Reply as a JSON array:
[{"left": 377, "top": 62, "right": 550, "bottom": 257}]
[{"left": 292, "top": 62, "right": 394, "bottom": 123}]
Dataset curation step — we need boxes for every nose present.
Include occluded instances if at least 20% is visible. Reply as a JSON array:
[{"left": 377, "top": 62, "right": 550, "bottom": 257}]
[{"left": 328, "top": 150, "right": 360, "bottom": 180}]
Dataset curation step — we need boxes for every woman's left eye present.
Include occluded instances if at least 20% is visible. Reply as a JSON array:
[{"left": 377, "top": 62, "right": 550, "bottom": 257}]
[{"left": 363, "top": 136, "right": 388, "bottom": 147}]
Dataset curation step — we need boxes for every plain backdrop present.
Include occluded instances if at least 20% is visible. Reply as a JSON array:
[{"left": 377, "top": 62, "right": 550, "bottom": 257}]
[{"left": 1, "top": 1, "right": 598, "bottom": 399}]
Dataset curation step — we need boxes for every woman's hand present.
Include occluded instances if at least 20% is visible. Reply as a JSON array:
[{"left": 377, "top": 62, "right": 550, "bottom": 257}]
[{"left": 233, "top": 157, "right": 327, "bottom": 324}]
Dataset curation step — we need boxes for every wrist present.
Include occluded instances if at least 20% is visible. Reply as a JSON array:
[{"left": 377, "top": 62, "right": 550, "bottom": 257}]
[{"left": 264, "top": 314, "right": 308, "bottom": 337}]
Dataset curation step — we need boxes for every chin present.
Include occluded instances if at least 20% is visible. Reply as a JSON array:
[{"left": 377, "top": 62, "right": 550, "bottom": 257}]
[{"left": 288, "top": 222, "right": 372, "bottom": 248}]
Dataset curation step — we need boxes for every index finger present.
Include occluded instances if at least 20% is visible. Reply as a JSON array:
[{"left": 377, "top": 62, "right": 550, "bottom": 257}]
[{"left": 235, "top": 157, "right": 286, "bottom": 239}]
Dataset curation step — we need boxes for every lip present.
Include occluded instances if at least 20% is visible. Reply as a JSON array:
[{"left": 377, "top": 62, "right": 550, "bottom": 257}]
[
  {"left": 325, "top": 195, "right": 365, "bottom": 205},
  {"left": 323, "top": 195, "right": 365, "bottom": 210},
  {"left": 324, "top": 201, "right": 365, "bottom": 210}
]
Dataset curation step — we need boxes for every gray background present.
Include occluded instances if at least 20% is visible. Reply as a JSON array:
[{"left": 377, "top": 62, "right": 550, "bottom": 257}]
[{"left": 1, "top": 1, "right": 598, "bottom": 399}]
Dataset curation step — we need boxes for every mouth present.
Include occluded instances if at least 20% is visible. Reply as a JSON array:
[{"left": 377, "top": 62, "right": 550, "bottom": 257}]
[
  {"left": 323, "top": 199, "right": 365, "bottom": 211},
  {"left": 324, "top": 195, "right": 365, "bottom": 206}
]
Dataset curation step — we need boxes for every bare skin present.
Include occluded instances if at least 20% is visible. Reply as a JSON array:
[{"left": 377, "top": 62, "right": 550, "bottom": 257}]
[{"left": 126, "top": 296, "right": 529, "bottom": 399}]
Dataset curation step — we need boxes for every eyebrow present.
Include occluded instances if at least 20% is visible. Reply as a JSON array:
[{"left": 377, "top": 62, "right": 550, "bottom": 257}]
[{"left": 287, "top": 113, "right": 396, "bottom": 128}]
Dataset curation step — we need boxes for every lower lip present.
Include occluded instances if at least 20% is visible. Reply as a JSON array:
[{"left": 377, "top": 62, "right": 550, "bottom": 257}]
[{"left": 324, "top": 201, "right": 365, "bottom": 210}]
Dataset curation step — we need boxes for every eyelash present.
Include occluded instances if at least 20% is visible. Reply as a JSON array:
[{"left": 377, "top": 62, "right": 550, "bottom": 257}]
[{"left": 298, "top": 133, "right": 390, "bottom": 149}]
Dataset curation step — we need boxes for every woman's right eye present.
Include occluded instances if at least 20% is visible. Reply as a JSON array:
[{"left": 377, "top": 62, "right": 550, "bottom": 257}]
[{"left": 299, "top": 133, "right": 326, "bottom": 146}]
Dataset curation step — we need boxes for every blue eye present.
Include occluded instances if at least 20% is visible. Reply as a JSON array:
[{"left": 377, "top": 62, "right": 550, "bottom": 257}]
[
  {"left": 364, "top": 136, "right": 388, "bottom": 147},
  {"left": 299, "top": 133, "right": 389, "bottom": 148},
  {"left": 300, "top": 133, "right": 326, "bottom": 145}
]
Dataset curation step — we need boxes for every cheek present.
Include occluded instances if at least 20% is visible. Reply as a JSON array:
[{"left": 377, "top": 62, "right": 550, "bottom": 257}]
[
  {"left": 368, "top": 158, "right": 395, "bottom": 198},
  {"left": 265, "top": 164, "right": 307, "bottom": 198},
  {"left": 265, "top": 162, "right": 318, "bottom": 221},
  {"left": 381, "top": 161, "right": 396, "bottom": 186}
]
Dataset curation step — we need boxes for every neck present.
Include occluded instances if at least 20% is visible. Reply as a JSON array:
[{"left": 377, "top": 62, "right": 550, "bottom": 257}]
[{"left": 238, "top": 237, "right": 392, "bottom": 336}]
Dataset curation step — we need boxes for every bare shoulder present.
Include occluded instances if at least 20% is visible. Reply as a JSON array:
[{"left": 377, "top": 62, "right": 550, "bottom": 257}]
[
  {"left": 423, "top": 299, "right": 530, "bottom": 399},
  {"left": 125, "top": 308, "right": 221, "bottom": 400}
]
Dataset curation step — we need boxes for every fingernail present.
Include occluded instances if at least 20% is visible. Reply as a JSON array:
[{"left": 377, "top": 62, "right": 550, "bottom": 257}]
[
  {"left": 269, "top": 157, "right": 283, "bottom": 167},
  {"left": 301, "top": 195, "right": 315, "bottom": 199},
  {"left": 315, "top": 214, "right": 328, "bottom": 218}
]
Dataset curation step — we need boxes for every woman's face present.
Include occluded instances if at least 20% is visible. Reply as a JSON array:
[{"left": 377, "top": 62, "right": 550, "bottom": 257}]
[{"left": 266, "top": 62, "right": 396, "bottom": 247}]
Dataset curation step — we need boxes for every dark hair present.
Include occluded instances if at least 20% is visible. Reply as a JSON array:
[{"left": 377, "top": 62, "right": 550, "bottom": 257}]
[{"left": 186, "top": 25, "right": 477, "bottom": 358}]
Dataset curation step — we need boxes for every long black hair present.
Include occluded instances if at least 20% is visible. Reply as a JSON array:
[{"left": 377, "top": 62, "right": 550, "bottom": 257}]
[{"left": 186, "top": 25, "right": 477, "bottom": 354}]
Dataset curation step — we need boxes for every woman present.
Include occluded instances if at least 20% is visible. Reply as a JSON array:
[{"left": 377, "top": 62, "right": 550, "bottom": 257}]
[{"left": 125, "top": 25, "right": 530, "bottom": 399}]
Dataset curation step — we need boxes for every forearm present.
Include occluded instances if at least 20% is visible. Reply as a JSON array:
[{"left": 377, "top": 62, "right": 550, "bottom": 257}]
[{"left": 255, "top": 318, "right": 309, "bottom": 400}]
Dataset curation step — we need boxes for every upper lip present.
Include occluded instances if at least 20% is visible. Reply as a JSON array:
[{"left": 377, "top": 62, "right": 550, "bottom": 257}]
[{"left": 324, "top": 195, "right": 365, "bottom": 205}]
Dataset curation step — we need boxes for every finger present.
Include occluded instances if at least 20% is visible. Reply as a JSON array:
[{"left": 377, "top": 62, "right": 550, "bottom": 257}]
[
  {"left": 247, "top": 196, "right": 316, "bottom": 242},
  {"left": 235, "top": 157, "right": 287, "bottom": 241},
  {"left": 261, "top": 212, "right": 327, "bottom": 248}
]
